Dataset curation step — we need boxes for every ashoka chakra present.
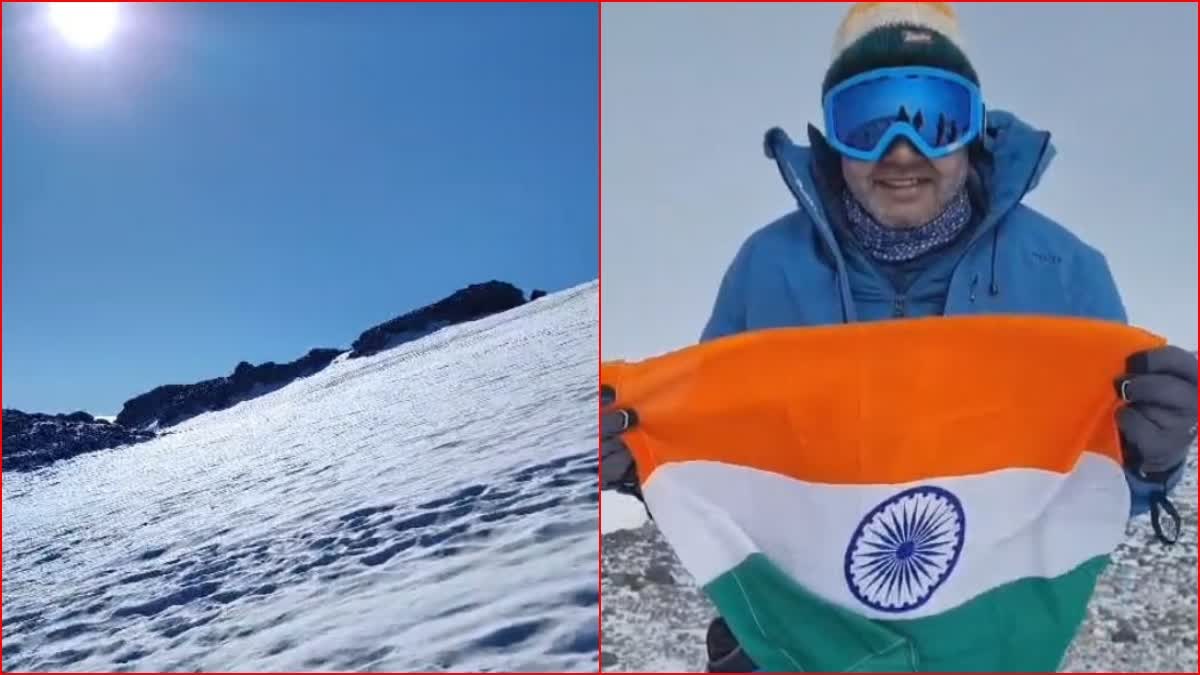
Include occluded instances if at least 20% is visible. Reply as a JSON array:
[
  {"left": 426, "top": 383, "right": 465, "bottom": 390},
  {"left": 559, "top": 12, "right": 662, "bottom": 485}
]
[{"left": 843, "top": 485, "right": 965, "bottom": 613}]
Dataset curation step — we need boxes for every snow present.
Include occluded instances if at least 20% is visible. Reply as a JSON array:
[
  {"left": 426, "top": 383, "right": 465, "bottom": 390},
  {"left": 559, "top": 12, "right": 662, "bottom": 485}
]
[
  {"left": 600, "top": 491, "right": 647, "bottom": 535},
  {"left": 3, "top": 281, "right": 599, "bottom": 672},
  {"left": 601, "top": 445, "right": 1198, "bottom": 672},
  {"left": 369, "top": 320, "right": 453, "bottom": 355}
]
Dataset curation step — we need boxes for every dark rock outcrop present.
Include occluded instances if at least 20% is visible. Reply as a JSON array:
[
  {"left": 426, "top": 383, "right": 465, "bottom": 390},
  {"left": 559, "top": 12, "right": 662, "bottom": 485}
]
[
  {"left": 349, "top": 281, "right": 526, "bottom": 359},
  {"left": 116, "top": 347, "right": 344, "bottom": 430},
  {"left": 530, "top": 289, "right": 548, "bottom": 301},
  {"left": 2, "top": 409, "right": 155, "bottom": 473},
  {"left": 8, "top": 280, "right": 534, "bottom": 472}
]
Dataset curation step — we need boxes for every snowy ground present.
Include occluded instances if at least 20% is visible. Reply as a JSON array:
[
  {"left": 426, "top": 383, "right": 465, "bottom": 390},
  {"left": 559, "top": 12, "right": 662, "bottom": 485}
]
[
  {"left": 601, "top": 448, "right": 1198, "bottom": 672},
  {"left": 3, "top": 281, "right": 599, "bottom": 672}
]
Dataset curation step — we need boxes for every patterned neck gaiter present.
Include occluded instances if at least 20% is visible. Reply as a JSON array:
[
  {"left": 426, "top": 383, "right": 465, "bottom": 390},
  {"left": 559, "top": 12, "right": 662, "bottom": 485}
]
[{"left": 842, "top": 186, "right": 973, "bottom": 263}]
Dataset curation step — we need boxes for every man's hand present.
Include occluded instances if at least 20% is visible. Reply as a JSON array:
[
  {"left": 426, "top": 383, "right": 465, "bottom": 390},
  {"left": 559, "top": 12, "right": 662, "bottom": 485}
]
[
  {"left": 601, "top": 385, "right": 643, "bottom": 500},
  {"left": 1116, "top": 345, "right": 1198, "bottom": 478}
]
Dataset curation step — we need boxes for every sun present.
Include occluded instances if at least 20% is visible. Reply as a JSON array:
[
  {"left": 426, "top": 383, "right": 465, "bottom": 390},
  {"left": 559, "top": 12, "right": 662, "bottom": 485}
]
[{"left": 47, "top": 2, "right": 120, "bottom": 50}]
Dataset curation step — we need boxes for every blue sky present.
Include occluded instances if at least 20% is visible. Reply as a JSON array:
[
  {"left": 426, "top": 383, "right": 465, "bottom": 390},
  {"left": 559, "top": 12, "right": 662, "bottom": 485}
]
[{"left": 3, "top": 3, "right": 598, "bottom": 415}]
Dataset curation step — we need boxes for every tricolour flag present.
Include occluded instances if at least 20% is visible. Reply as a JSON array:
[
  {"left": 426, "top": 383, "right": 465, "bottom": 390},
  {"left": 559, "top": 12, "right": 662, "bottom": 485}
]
[{"left": 601, "top": 315, "right": 1165, "bottom": 672}]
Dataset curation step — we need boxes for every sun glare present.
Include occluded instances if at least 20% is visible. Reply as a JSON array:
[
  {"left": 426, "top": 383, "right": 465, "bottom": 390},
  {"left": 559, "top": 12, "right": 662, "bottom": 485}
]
[{"left": 48, "top": 2, "right": 119, "bottom": 50}]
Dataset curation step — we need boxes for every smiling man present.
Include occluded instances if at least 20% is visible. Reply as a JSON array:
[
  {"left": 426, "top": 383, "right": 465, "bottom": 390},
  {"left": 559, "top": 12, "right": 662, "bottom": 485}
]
[
  {"left": 600, "top": 2, "right": 1198, "bottom": 671},
  {"left": 726, "top": 1, "right": 1005, "bottom": 324},
  {"left": 706, "top": 1, "right": 1194, "bottom": 539},
  {"left": 694, "top": 1, "right": 1192, "bottom": 345}
]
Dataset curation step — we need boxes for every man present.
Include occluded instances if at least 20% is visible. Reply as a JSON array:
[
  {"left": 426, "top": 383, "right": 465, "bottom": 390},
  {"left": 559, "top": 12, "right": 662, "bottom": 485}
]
[{"left": 601, "top": 2, "right": 1197, "bottom": 671}]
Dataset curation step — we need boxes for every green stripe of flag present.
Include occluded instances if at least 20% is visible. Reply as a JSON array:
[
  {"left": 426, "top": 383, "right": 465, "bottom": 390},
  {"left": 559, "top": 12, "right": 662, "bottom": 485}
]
[{"left": 704, "top": 552, "right": 1109, "bottom": 672}]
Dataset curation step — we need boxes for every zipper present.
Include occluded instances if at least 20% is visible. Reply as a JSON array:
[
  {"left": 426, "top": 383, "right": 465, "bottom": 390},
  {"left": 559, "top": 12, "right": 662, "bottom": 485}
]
[
  {"left": 947, "top": 131, "right": 1053, "bottom": 310},
  {"left": 773, "top": 149, "right": 857, "bottom": 323}
]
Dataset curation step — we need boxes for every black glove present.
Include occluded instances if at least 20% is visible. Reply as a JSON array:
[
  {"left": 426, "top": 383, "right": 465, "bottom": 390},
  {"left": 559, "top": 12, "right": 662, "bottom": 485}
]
[
  {"left": 1116, "top": 345, "right": 1197, "bottom": 477},
  {"left": 1115, "top": 345, "right": 1197, "bottom": 544},
  {"left": 600, "top": 384, "right": 644, "bottom": 502},
  {"left": 706, "top": 617, "right": 758, "bottom": 672}
]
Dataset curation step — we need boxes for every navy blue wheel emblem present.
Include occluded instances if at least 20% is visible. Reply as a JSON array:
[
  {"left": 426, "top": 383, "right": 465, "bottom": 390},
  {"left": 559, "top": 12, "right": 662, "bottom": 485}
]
[{"left": 843, "top": 485, "right": 965, "bottom": 613}]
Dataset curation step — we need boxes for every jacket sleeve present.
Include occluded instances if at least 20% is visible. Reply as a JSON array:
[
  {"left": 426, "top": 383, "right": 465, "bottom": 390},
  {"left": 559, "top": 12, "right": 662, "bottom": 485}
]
[
  {"left": 1074, "top": 247, "right": 1128, "bottom": 323},
  {"left": 1075, "top": 246, "right": 1186, "bottom": 517},
  {"left": 699, "top": 238, "right": 753, "bottom": 343}
]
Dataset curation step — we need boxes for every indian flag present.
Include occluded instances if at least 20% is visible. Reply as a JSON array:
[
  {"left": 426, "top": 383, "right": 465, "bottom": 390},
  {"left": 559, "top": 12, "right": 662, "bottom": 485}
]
[{"left": 600, "top": 316, "right": 1165, "bottom": 672}]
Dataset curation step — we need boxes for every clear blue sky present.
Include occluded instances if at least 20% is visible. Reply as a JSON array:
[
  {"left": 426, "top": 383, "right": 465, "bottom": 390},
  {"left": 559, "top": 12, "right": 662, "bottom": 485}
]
[{"left": 3, "top": 2, "right": 598, "bottom": 415}]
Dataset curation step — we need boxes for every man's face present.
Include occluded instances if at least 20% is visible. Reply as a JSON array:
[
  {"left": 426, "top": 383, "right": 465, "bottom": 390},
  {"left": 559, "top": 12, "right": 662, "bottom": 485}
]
[{"left": 841, "top": 139, "right": 969, "bottom": 228}]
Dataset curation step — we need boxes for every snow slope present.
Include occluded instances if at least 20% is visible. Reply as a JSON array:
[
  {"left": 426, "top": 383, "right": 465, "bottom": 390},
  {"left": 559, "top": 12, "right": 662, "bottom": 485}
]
[
  {"left": 3, "top": 281, "right": 599, "bottom": 672},
  {"left": 600, "top": 446, "right": 1198, "bottom": 672}
]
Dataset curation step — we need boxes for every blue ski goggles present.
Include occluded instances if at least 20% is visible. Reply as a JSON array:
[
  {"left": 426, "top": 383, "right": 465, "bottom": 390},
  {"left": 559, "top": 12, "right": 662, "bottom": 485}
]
[{"left": 821, "top": 66, "right": 985, "bottom": 162}]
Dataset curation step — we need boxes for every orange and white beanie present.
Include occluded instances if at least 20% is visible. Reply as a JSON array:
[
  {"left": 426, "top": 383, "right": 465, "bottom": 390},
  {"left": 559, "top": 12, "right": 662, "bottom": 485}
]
[{"left": 822, "top": 2, "right": 980, "bottom": 96}]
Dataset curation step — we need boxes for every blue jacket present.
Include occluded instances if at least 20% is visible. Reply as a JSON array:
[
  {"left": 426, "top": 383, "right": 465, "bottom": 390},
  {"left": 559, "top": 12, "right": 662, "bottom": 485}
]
[{"left": 699, "top": 110, "right": 1181, "bottom": 517}]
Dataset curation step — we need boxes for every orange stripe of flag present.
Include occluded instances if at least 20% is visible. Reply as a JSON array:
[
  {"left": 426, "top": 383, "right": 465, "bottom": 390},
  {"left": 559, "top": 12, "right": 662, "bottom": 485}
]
[{"left": 601, "top": 316, "right": 1163, "bottom": 486}]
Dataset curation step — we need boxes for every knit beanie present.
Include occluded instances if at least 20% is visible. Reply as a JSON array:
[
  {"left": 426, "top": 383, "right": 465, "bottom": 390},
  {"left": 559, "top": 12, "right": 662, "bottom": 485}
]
[{"left": 822, "top": 2, "right": 979, "bottom": 97}]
